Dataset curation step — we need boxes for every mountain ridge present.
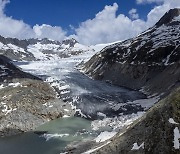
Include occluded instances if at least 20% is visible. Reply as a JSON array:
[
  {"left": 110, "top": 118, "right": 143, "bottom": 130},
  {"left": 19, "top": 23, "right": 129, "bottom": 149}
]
[
  {"left": 156, "top": 8, "right": 180, "bottom": 27},
  {"left": 81, "top": 8, "right": 180, "bottom": 96},
  {"left": 0, "top": 35, "right": 91, "bottom": 61}
]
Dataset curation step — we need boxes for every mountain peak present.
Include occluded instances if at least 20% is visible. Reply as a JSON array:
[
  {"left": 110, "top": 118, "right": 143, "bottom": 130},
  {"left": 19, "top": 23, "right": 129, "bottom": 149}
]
[
  {"left": 155, "top": 8, "right": 180, "bottom": 27},
  {"left": 62, "top": 38, "right": 78, "bottom": 47}
]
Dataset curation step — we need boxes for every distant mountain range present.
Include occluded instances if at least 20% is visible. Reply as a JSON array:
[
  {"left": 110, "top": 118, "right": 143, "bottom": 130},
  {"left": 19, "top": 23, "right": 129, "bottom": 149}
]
[{"left": 0, "top": 36, "right": 93, "bottom": 61}]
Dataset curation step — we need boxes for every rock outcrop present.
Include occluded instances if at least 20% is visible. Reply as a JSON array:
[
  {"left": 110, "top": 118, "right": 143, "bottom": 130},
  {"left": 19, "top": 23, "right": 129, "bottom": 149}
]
[{"left": 0, "top": 55, "right": 74, "bottom": 137}]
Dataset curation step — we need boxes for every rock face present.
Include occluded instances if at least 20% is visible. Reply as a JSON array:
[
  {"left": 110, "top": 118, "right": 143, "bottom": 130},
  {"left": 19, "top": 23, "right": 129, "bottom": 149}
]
[
  {"left": 0, "top": 55, "right": 74, "bottom": 137},
  {"left": 0, "top": 55, "right": 39, "bottom": 81},
  {"left": 91, "top": 87, "right": 180, "bottom": 154},
  {"left": 0, "top": 36, "right": 91, "bottom": 61},
  {"left": 82, "top": 8, "right": 180, "bottom": 96}
]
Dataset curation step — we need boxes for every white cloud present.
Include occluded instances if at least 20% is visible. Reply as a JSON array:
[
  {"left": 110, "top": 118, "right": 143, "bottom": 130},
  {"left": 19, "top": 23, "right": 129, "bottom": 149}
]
[
  {"left": 33, "top": 24, "right": 66, "bottom": 41},
  {"left": 0, "top": 0, "right": 66, "bottom": 41},
  {"left": 129, "top": 8, "right": 139, "bottom": 20},
  {"left": 0, "top": 0, "right": 34, "bottom": 39},
  {"left": 136, "top": 0, "right": 165, "bottom": 4},
  {"left": 0, "top": 0, "right": 180, "bottom": 45},
  {"left": 75, "top": 1, "right": 180, "bottom": 45},
  {"left": 0, "top": 16, "right": 35, "bottom": 39},
  {"left": 0, "top": 0, "right": 9, "bottom": 16},
  {"left": 75, "top": 3, "right": 147, "bottom": 45}
]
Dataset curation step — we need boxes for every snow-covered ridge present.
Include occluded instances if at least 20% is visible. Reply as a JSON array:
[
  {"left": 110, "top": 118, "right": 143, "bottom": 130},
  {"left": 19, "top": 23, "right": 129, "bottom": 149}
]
[
  {"left": 0, "top": 42, "right": 26, "bottom": 53},
  {"left": 0, "top": 36, "right": 107, "bottom": 61},
  {"left": 88, "top": 13, "right": 180, "bottom": 68}
]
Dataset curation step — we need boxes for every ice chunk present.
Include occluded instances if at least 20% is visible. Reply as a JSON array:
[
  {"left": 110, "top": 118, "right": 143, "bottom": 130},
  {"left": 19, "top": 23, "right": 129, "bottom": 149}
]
[{"left": 41, "top": 133, "right": 69, "bottom": 141}]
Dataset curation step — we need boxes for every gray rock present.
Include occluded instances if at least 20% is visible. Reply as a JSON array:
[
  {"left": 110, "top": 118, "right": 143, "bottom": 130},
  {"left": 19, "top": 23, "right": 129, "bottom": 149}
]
[{"left": 0, "top": 78, "right": 74, "bottom": 137}]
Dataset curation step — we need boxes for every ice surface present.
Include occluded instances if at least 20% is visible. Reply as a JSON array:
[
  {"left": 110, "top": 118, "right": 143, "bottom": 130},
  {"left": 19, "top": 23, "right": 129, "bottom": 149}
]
[
  {"left": 127, "top": 96, "right": 159, "bottom": 110},
  {"left": 91, "top": 112, "right": 144, "bottom": 131}
]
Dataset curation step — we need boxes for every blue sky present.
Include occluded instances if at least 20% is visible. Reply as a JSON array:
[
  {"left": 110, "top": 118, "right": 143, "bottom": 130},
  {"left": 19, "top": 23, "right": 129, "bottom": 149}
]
[
  {"left": 5, "top": 0, "right": 154, "bottom": 32},
  {"left": 0, "top": 0, "right": 179, "bottom": 45}
]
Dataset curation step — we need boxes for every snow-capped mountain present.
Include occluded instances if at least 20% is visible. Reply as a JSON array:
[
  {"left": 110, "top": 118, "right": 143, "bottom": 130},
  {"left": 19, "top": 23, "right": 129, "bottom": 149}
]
[
  {"left": 0, "top": 36, "right": 93, "bottom": 61},
  {"left": 82, "top": 8, "right": 180, "bottom": 96}
]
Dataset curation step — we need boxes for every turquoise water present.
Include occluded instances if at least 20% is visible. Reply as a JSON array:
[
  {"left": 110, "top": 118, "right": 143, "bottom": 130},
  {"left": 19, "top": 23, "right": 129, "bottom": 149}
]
[{"left": 0, "top": 117, "right": 96, "bottom": 154}]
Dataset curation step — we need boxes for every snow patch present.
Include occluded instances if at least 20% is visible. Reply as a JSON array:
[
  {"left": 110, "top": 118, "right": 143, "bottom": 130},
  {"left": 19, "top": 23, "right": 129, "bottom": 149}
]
[
  {"left": 60, "top": 90, "right": 70, "bottom": 95},
  {"left": 8, "top": 82, "right": 21, "bottom": 87},
  {"left": 63, "top": 109, "right": 69, "bottom": 112},
  {"left": 173, "top": 127, "right": 180, "bottom": 149},
  {"left": 63, "top": 115, "right": 70, "bottom": 118},
  {"left": 131, "top": 142, "right": 144, "bottom": 150},
  {"left": 174, "top": 15, "right": 180, "bottom": 21},
  {"left": 1, "top": 102, "right": 15, "bottom": 115},
  {"left": 94, "top": 131, "right": 117, "bottom": 143},
  {"left": 0, "top": 43, "right": 26, "bottom": 54},
  {"left": 97, "top": 112, "right": 106, "bottom": 118},
  {"left": 169, "top": 118, "right": 179, "bottom": 125},
  {"left": 0, "top": 84, "right": 4, "bottom": 89}
]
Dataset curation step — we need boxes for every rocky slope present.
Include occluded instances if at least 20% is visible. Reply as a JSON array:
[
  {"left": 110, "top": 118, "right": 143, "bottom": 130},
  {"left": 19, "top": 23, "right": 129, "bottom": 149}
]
[
  {"left": 0, "top": 55, "right": 74, "bottom": 137},
  {"left": 0, "top": 36, "right": 92, "bottom": 61},
  {"left": 82, "top": 8, "right": 180, "bottom": 96},
  {"left": 83, "top": 87, "right": 180, "bottom": 154}
]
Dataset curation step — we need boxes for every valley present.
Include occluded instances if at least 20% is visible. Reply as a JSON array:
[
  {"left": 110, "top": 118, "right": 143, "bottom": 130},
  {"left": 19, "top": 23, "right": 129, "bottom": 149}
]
[{"left": 0, "top": 8, "right": 179, "bottom": 154}]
